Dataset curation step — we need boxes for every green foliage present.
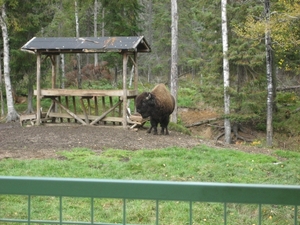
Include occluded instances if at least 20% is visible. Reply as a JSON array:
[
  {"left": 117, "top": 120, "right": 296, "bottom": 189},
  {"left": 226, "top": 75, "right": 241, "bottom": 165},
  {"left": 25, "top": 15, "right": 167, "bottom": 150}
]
[
  {"left": 177, "top": 81, "right": 202, "bottom": 108},
  {"left": 168, "top": 122, "right": 191, "bottom": 135},
  {"left": 276, "top": 92, "right": 298, "bottom": 104},
  {"left": 101, "top": 0, "right": 143, "bottom": 36}
]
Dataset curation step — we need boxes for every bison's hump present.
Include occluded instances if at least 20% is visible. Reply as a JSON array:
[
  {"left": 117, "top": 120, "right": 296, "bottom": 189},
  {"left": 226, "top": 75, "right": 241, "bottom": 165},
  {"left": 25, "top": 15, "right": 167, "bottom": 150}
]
[{"left": 151, "top": 83, "right": 175, "bottom": 114}]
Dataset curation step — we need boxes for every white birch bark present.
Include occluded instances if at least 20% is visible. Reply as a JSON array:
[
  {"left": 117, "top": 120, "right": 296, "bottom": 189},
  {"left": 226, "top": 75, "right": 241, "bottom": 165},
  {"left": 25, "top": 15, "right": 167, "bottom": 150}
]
[
  {"left": 265, "top": 0, "right": 273, "bottom": 146},
  {"left": 94, "top": 0, "right": 98, "bottom": 66},
  {"left": 0, "top": 4, "right": 18, "bottom": 121},
  {"left": 60, "top": 54, "right": 65, "bottom": 89},
  {"left": 170, "top": 0, "right": 178, "bottom": 123},
  {"left": 221, "top": 0, "right": 231, "bottom": 144},
  {"left": 0, "top": 51, "right": 4, "bottom": 117},
  {"left": 75, "top": 0, "right": 82, "bottom": 89}
]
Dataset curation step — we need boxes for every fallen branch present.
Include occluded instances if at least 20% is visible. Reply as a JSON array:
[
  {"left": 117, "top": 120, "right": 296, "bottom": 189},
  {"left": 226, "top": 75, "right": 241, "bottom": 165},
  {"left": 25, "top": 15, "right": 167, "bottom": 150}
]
[
  {"left": 186, "top": 117, "right": 220, "bottom": 128},
  {"left": 276, "top": 85, "right": 300, "bottom": 91}
]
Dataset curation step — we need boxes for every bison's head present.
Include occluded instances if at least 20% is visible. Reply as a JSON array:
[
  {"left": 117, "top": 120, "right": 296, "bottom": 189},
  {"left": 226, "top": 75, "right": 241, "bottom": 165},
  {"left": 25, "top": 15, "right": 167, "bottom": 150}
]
[{"left": 135, "top": 92, "right": 155, "bottom": 118}]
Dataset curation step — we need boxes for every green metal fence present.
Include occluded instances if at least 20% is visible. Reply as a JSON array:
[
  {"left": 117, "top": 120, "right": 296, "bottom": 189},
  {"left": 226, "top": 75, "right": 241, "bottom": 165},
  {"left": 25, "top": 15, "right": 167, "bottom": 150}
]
[{"left": 0, "top": 176, "right": 300, "bottom": 224}]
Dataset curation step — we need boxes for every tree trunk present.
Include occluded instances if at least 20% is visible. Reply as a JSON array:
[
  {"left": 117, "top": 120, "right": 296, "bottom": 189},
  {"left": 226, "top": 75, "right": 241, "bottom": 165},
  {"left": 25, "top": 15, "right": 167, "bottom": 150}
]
[
  {"left": 265, "top": 0, "right": 273, "bottom": 146},
  {"left": 0, "top": 52, "right": 4, "bottom": 117},
  {"left": 170, "top": 0, "right": 178, "bottom": 123},
  {"left": 60, "top": 54, "right": 65, "bottom": 89},
  {"left": 221, "top": 0, "right": 231, "bottom": 144},
  {"left": 94, "top": 0, "right": 98, "bottom": 66},
  {"left": 0, "top": 4, "right": 18, "bottom": 122},
  {"left": 75, "top": 0, "right": 82, "bottom": 89}
]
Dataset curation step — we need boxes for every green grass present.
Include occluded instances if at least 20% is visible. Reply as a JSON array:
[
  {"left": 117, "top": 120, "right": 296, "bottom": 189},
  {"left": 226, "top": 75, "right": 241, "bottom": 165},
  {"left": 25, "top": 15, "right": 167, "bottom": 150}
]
[{"left": 1, "top": 146, "right": 300, "bottom": 224}]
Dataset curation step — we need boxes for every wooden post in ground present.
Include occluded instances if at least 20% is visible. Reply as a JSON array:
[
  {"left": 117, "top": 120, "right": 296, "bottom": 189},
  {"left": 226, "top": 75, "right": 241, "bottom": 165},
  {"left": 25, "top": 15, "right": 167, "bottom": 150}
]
[
  {"left": 122, "top": 52, "right": 128, "bottom": 128},
  {"left": 134, "top": 52, "right": 138, "bottom": 92},
  {"left": 51, "top": 55, "right": 56, "bottom": 89}
]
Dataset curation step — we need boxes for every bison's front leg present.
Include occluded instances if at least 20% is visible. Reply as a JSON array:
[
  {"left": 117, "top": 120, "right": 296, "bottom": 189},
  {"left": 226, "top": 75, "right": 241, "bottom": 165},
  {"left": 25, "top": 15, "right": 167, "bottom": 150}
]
[
  {"left": 149, "top": 118, "right": 158, "bottom": 135},
  {"left": 148, "top": 125, "right": 158, "bottom": 135}
]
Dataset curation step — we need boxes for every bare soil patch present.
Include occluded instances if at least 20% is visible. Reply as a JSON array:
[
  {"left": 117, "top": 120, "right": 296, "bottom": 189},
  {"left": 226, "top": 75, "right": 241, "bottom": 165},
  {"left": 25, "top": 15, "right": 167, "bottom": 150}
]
[{"left": 0, "top": 109, "right": 276, "bottom": 160}]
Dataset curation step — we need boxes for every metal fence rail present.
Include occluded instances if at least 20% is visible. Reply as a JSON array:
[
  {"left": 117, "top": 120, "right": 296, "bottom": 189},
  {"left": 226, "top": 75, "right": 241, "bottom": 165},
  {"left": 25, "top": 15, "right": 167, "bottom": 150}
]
[{"left": 0, "top": 176, "right": 300, "bottom": 224}]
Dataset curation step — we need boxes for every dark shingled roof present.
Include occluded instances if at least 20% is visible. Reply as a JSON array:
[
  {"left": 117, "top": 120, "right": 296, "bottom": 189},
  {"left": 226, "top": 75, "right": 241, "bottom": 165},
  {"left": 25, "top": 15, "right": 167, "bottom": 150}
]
[{"left": 21, "top": 36, "right": 151, "bottom": 55}]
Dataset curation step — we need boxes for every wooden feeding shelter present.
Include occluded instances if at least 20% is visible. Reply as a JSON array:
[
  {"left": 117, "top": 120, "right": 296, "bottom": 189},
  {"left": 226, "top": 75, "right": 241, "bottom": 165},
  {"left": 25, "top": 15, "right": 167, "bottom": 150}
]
[{"left": 21, "top": 36, "right": 151, "bottom": 128}]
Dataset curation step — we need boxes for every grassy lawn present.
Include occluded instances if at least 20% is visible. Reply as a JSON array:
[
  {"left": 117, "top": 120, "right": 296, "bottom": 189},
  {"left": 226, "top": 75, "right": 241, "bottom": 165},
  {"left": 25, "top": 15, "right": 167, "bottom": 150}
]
[{"left": 1, "top": 145, "right": 300, "bottom": 224}]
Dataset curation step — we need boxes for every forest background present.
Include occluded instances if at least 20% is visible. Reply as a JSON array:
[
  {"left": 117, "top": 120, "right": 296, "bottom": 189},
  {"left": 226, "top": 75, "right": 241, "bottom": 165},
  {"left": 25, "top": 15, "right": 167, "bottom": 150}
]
[{"left": 0, "top": 0, "right": 300, "bottom": 149}]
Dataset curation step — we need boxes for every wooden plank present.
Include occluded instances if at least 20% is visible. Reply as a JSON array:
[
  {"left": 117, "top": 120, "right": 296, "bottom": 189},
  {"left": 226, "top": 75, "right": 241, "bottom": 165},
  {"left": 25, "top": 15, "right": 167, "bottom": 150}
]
[
  {"left": 34, "top": 89, "right": 138, "bottom": 97},
  {"left": 48, "top": 112, "right": 123, "bottom": 123},
  {"left": 90, "top": 100, "right": 122, "bottom": 125},
  {"left": 80, "top": 98, "right": 89, "bottom": 124},
  {"left": 52, "top": 99, "right": 86, "bottom": 125}
]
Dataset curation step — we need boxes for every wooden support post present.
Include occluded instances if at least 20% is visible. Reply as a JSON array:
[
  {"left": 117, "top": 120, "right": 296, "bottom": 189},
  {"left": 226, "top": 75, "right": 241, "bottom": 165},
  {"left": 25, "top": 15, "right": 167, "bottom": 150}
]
[
  {"left": 51, "top": 55, "right": 56, "bottom": 89},
  {"left": 65, "top": 96, "right": 70, "bottom": 122},
  {"left": 58, "top": 96, "right": 63, "bottom": 123},
  {"left": 102, "top": 96, "right": 106, "bottom": 124},
  {"left": 36, "top": 53, "right": 41, "bottom": 125},
  {"left": 94, "top": 97, "right": 98, "bottom": 116},
  {"left": 134, "top": 52, "right": 138, "bottom": 112},
  {"left": 87, "top": 98, "right": 91, "bottom": 115},
  {"left": 109, "top": 96, "right": 115, "bottom": 125},
  {"left": 134, "top": 52, "right": 138, "bottom": 92},
  {"left": 122, "top": 52, "right": 128, "bottom": 128},
  {"left": 72, "top": 96, "right": 76, "bottom": 123}
]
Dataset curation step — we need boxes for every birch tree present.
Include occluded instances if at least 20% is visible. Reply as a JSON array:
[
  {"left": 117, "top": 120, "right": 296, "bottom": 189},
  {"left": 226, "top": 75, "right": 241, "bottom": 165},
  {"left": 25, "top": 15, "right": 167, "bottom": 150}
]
[
  {"left": 75, "top": 0, "right": 82, "bottom": 89},
  {"left": 265, "top": 0, "right": 273, "bottom": 146},
  {"left": 0, "top": 4, "right": 18, "bottom": 121},
  {"left": 94, "top": 0, "right": 98, "bottom": 66},
  {"left": 221, "top": 0, "right": 231, "bottom": 144},
  {"left": 170, "top": 0, "right": 178, "bottom": 123},
  {"left": 0, "top": 53, "right": 3, "bottom": 117}
]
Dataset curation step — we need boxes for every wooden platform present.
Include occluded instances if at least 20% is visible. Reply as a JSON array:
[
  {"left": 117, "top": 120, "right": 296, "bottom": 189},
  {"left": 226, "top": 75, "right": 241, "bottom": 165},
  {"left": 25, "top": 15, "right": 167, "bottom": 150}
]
[
  {"left": 34, "top": 89, "right": 138, "bottom": 97},
  {"left": 24, "top": 89, "right": 147, "bottom": 127}
]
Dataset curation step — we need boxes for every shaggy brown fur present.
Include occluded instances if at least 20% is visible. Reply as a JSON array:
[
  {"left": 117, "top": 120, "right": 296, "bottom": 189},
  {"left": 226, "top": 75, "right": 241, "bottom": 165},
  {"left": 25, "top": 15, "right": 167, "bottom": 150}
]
[
  {"left": 150, "top": 84, "right": 175, "bottom": 114},
  {"left": 135, "top": 83, "right": 175, "bottom": 135}
]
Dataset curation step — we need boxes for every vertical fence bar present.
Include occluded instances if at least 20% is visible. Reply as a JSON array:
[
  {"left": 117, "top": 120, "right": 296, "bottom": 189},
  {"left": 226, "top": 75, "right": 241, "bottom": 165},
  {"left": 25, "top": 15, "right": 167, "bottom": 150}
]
[
  {"left": 156, "top": 200, "right": 159, "bottom": 225},
  {"left": 60, "top": 196, "right": 63, "bottom": 225},
  {"left": 258, "top": 204, "right": 262, "bottom": 225},
  {"left": 294, "top": 205, "right": 298, "bottom": 225},
  {"left": 27, "top": 195, "right": 31, "bottom": 225},
  {"left": 189, "top": 201, "right": 193, "bottom": 225},
  {"left": 223, "top": 203, "right": 227, "bottom": 225},
  {"left": 91, "top": 197, "right": 94, "bottom": 225},
  {"left": 123, "top": 199, "right": 126, "bottom": 225}
]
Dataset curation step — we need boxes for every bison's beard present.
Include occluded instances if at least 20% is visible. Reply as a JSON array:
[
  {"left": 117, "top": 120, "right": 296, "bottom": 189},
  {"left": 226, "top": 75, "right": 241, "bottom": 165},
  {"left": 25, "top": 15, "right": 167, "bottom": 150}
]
[{"left": 138, "top": 111, "right": 151, "bottom": 119}]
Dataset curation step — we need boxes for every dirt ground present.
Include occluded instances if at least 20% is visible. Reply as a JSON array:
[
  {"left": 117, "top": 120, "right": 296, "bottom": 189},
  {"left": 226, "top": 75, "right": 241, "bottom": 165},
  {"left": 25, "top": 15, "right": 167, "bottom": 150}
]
[{"left": 0, "top": 109, "right": 274, "bottom": 160}]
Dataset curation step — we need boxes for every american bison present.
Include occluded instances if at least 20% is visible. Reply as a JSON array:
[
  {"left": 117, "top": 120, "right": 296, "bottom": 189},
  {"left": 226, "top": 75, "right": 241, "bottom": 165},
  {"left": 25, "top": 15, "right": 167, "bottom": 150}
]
[{"left": 135, "top": 83, "right": 175, "bottom": 135}]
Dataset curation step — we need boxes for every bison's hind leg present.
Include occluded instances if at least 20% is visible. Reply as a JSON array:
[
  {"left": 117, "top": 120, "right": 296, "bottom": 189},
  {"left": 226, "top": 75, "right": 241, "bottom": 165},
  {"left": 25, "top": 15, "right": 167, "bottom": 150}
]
[
  {"left": 147, "top": 126, "right": 153, "bottom": 134},
  {"left": 160, "top": 126, "right": 169, "bottom": 135},
  {"left": 160, "top": 116, "right": 170, "bottom": 135}
]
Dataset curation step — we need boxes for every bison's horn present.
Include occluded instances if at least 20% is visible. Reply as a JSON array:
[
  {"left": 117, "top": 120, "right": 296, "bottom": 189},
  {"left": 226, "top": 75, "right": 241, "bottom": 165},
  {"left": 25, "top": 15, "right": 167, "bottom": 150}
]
[{"left": 146, "top": 93, "right": 151, "bottom": 100}]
